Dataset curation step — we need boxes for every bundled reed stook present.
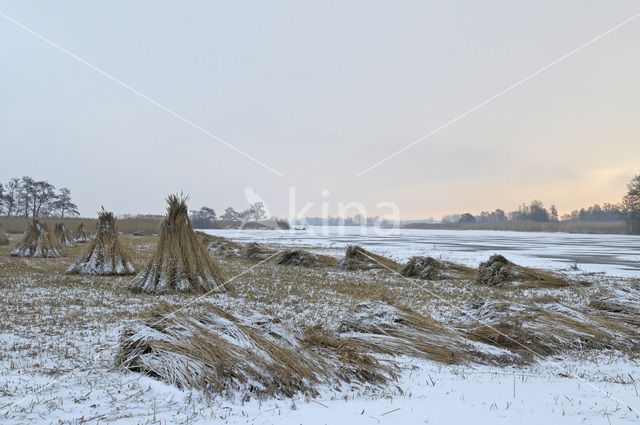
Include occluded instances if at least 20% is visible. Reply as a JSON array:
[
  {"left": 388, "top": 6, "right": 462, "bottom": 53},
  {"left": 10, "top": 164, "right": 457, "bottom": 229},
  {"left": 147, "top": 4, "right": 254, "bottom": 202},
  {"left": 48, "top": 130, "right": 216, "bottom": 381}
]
[
  {"left": 128, "top": 195, "right": 227, "bottom": 294},
  {"left": 72, "top": 222, "right": 91, "bottom": 243},
  {"left": 54, "top": 223, "right": 75, "bottom": 247},
  {"left": 10, "top": 219, "right": 65, "bottom": 257},
  {"left": 66, "top": 210, "right": 135, "bottom": 275}
]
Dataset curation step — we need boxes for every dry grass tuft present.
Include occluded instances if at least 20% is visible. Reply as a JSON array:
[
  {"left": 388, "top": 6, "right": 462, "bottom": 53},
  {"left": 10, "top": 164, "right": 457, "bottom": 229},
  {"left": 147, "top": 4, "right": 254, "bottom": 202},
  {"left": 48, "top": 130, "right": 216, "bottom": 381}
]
[
  {"left": 72, "top": 222, "right": 91, "bottom": 243},
  {"left": 337, "top": 245, "right": 401, "bottom": 272},
  {"left": 10, "top": 219, "right": 65, "bottom": 257},
  {"left": 0, "top": 223, "right": 8, "bottom": 246},
  {"left": 67, "top": 210, "right": 135, "bottom": 275},
  {"left": 475, "top": 254, "right": 575, "bottom": 288},
  {"left": 128, "top": 195, "right": 227, "bottom": 294},
  {"left": 54, "top": 223, "right": 75, "bottom": 247},
  {"left": 400, "top": 256, "right": 475, "bottom": 280},
  {"left": 117, "top": 302, "right": 393, "bottom": 399}
]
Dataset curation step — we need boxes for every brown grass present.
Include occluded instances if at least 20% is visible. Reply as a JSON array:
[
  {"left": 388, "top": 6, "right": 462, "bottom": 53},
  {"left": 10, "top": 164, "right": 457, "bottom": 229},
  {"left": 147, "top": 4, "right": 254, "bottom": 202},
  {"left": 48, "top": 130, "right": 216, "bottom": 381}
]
[
  {"left": 128, "top": 195, "right": 227, "bottom": 294},
  {"left": 0, "top": 215, "right": 162, "bottom": 235},
  {"left": 0, "top": 223, "right": 8, "bottom": 246}
]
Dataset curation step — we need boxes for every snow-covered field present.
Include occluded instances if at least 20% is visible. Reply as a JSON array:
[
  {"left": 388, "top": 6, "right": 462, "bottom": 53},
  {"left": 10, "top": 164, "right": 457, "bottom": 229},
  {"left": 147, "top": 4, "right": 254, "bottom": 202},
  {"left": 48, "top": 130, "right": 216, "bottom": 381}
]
[
  {"left": 202, "top": 226, "right": 640, "bottom": 277},
  {"left": 1, "top": 231, "right": 640, "bottom": 425}
]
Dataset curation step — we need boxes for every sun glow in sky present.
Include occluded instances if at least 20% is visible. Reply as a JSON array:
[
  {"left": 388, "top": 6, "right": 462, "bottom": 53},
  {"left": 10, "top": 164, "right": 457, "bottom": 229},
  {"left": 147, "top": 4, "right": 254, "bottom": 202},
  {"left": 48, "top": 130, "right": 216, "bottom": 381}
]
[{"left": 1, "top": 1, "right": 639, "bottom": 219}]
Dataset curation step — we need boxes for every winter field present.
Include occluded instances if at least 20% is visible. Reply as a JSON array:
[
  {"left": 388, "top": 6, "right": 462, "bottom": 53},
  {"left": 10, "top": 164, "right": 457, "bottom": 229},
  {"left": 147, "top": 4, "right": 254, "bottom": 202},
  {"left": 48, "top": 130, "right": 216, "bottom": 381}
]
[{"left": 1, "top": 229, "right": 640, "bottom": 424}]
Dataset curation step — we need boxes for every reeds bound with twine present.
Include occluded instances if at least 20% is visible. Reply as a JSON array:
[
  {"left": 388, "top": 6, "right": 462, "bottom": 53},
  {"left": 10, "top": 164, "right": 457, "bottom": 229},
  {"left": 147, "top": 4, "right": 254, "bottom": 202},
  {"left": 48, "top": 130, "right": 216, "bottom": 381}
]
[
  {"left": 128, "top": 194, "right": 227, "bottom": 294},
  {"left": 10, "top": 219, "right": 65, "bottom": 257},
  {"left": 66, "top": 209, "right": 135, "bottom": 275},
  {"left": 72, "top": 223, "right": 91, "bottom": 243},
  {"left": 54, "top": 223, "right": 75, "bottom": 247}
]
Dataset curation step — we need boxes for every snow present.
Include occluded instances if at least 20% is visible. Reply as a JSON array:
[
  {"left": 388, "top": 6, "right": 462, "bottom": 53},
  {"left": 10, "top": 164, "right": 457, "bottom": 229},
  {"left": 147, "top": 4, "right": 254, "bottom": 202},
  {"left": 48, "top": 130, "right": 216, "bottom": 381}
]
[
  {"left": 3, "top": 228, "right": 640, "bottom": 424},
  {"left": 4, "top": 354, "right": 640, "bottom": 424},
  {"left": 201, "top": 226, "right": 640, "bottom": 277}
]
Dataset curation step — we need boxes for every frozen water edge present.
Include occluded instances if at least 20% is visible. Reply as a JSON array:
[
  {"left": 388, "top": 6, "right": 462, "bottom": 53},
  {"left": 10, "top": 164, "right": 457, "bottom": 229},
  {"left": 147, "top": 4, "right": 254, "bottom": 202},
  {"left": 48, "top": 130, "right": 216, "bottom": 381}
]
[
  {"left": 3, "top": 350, "right": 640, "bottom": 424},
  {"left": 201, "top": 227, "right": 640, "bottom": 277}
]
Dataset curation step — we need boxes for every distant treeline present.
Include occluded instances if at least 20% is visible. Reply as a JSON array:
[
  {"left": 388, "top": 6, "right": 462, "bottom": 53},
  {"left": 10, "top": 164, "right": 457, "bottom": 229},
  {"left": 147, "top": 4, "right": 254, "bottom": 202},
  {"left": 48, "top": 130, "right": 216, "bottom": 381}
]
[
  {"left": 424, "top": 173, "right": 640, "bottom": 234},
  {"left": 0, "top": 176, "right": 78, "bottom": 218},
  {"left": 441, "top": 201, "right": 623, "bottom": 225}
]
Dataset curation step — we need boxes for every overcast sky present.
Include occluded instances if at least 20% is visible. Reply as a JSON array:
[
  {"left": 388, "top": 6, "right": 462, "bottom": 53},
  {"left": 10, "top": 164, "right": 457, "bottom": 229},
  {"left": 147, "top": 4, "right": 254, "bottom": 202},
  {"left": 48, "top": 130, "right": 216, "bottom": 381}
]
[{"left": 1, "top": 1, "right": 639, "bottom": 219}]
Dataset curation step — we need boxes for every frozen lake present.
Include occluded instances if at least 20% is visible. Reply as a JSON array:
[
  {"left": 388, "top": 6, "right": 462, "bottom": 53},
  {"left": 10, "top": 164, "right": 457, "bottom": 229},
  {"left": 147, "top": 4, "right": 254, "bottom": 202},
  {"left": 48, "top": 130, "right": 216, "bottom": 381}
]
[{"left": 201, "top": 226, "right": 640, "bottom": 277}]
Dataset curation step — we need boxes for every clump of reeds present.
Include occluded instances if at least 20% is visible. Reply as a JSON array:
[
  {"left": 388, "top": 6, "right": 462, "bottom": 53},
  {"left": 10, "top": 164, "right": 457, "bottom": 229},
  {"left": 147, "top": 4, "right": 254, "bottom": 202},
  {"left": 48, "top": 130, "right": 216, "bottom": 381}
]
[
  {"left": 128, "top": 195, "right": 227, "bottom": 294},
  {"left": 10, "top": 219, "right": 65, "bottom": 257},
  {"left": 197, "top": 232, "right": 243, "bottom": 257},
  {"left": 241, "top": 242, "right": 275, "bottom": 261},
  {"left": 54, "top": 223, "right": 75, "bottom": 247},
  {"left": 72, "top": 223, "right": 91, "bottom": 243},
  {"left": 400, "top": 256, "right": 476, "bottom": 280},
  {"left": 475, "top": 254, "right": 573, "bottom": 288},
  {"left": 272, "top": 249, "right": 336, "bottom": 267},
  {"left": 116, "top": 302, "right": 393, "bottom": 399},
  {"left": 66, "top": 210, "right": 135, "bottom": 275},
  {"left": 338, "top": 302, "right": 513, "bottom": 365},
  {"left": 0, "top": 224, "right": 8, "bottom": 246},
  {"left": 337, "top": 245, "right": 401, "bottom": 272}
]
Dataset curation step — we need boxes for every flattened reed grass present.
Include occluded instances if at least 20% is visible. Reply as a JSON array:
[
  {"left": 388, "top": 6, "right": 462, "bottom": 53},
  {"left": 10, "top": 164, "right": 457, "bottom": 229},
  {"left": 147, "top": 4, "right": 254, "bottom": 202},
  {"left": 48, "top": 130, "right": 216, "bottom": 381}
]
[
  {"left": 337, "top": 245, "right": 401, "bottom": 272},
  {"left": 462, "top": 297, "right": 640, "bottom": 360},
  {"left": 117, "top": 302, "right": 393, "bottom": 399},
  {"left": 475, "top": 254, "right": 577, "bottom": 288},
  {"left": 197, "top": 232, "right": 243, "bottom": 257},
  {"left": 338, "top": 302, "right": 514, "bottom": 365},
  {"left": 273, "top": 249, "right": 336, "bottom": 268},
  {"left": 400, "top": 256, "right": 475, "bottom": 280}
]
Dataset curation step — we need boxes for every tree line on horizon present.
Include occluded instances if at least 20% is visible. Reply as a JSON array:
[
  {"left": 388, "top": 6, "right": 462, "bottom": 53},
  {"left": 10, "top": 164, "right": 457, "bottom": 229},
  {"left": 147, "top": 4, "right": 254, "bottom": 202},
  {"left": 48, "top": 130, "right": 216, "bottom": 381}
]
[
  {"left": 443, "top": 174, "right": 640, "bottom": 234},
  {"left": 0, "top": 176, "right": 79, "bottom": 218}
]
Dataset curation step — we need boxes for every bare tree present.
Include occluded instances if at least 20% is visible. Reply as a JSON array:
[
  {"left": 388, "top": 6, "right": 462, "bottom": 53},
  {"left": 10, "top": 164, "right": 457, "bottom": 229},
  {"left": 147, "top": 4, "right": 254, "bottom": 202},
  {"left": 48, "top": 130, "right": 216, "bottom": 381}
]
[
  {"left": 52, "top": 188, "right": 79, "bottom": 218},
  {"left": 621, "top": 174, "right": 640, "bottom": 234}
]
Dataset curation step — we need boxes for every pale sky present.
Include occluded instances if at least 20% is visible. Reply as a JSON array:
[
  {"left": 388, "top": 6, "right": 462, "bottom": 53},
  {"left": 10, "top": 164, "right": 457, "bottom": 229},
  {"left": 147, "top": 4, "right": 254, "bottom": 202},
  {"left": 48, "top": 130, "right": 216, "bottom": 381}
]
[{"left": 1, "top": 1, "right": 639, "bottom": 219}]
